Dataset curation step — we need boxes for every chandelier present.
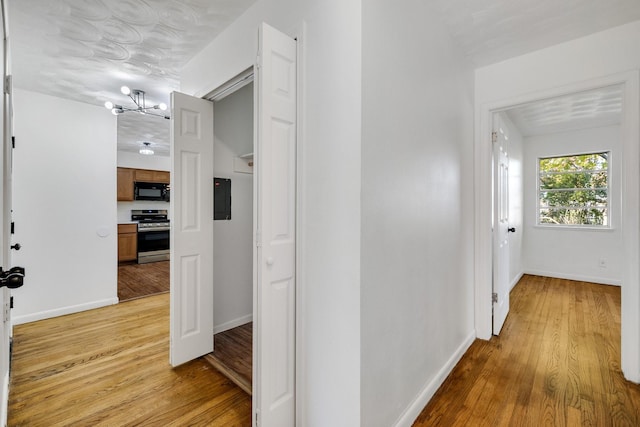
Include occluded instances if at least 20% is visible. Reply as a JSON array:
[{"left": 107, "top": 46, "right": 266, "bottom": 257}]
[
  {"left": 105, "top": 86, "right": 169, "bottom": 119},
  {"left": 139, "top": 142, "right": 154, "bottom": 155}
]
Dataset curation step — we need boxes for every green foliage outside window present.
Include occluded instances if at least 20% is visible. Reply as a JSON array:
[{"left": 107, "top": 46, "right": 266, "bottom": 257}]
[{"left": 538, "top": 152, "right": 609, "bottom": 226}]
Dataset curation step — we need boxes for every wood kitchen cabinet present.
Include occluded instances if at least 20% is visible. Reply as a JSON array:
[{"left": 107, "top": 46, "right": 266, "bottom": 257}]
[
  {"left": 118, "top": 223, "right": 137, "bottom": 263},
  {"left": 135, "top": 169, "right": 170, "bottom": 184},
  {"left": 117, "top": 167, "right": 170, "bottom": 201},
  {"left": 117, "top": 168, "right": 135, "bottom": 201}
]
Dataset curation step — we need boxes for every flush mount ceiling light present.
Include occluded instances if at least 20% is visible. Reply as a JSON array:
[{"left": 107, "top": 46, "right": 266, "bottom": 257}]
[
  {"left": 139, "top": 142, "right": 154, "bottom": 155},
  {"left": 105, "top": 86, "right": 169, "bottom": 119}
]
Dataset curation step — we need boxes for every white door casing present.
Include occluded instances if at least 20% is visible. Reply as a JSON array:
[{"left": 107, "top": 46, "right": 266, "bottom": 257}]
[
  {"left": 0, "top": 2, "right": 11, "bottom": 421},
  {"left": 169, "top": 91, "right": 214, "bottom": 366},
  {"left": 254, "top": 23, "right": 297, "bottom": 427},
  {"left": 492, "top": 115, "right": 510, "bottom": 334}
]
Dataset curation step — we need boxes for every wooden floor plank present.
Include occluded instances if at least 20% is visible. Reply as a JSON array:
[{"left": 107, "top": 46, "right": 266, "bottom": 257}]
[
  {"left": 117, "top": 260, "right": 169, "bottom": 302},
  {"left": 8, "top": 293, "right": 251, "bottom": 426},
  {"left": 413, "top": 275, "right": 640, "bottom": 426},
  {"left": 204, "top": 322, "right": 253, "bottom": 395}
]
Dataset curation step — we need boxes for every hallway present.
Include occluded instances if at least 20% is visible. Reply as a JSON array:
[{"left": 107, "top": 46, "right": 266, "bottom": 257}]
[{"left": 414, "top": 275, "right": 640, "bottom": 426}]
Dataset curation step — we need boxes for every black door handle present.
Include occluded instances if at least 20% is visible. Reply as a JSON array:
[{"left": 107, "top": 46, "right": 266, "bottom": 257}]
[
  {"left": 0, "top": 266, "right": 25, "bottom": 289},
  {"left": 11, "top": 243, "right": 21, "bottom": 251},
  {"left": 508, "top": 227, "right": 516, "bottom": 233}
]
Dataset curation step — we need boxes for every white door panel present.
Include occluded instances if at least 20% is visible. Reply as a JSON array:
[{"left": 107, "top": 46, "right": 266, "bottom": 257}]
[
  {"left": 255, "top": 22, "right": 296, "bottom": 427},
  {"left": 1, "top": 7, "right": 12, "bottom": 422},
  {"left": 170, "top": 91, "right": 214, "bottom": 366},
  {"left": 493, "top": 114, "right": 510, "bottom": 334}
]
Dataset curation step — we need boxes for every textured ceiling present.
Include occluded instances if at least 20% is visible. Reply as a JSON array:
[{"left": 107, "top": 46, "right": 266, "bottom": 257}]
[
  {"left": 432, "top": 0, "right": 640, "bottom": 67},
  {"left": 8, "top": 0, "right": 257, "bottom": 157},
  {"left": 504, "top": 85, "right": 623, "bottom": 137},
  {"left": 117, "top": 113, "right": 170, "bottom": 156},
  {"left": 8, "top": 0, "right": 640, "bottom": 157}
]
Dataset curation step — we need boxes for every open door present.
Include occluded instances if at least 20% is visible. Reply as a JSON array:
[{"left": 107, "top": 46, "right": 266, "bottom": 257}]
[
  {"left": 492, "top": 114, "right": 510, "bottom": 334},
  {"left": 169, "top": 91, "right": 214, "bottom": 366},
  {"left": 0, "top": 2, "right": 11, "bottom": 422},
  {"left": 254, "top": 23, "right": 297, "bottom": 427}
]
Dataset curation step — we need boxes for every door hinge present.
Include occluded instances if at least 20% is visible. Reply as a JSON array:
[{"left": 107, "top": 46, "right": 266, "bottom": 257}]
[
  {"left": 492, "top": 292, "right": 498, "bottom": 303},
  {"left": 11, "top": 136, "right": 15, "bottom": 149},
  {"left": 491, "top": 131, "right": 498, "bottom": 143},
  {"left": 255, "top": 411, "right": 259, "bottom": 427},
  {"left": 256, "top": 51, "right": 261, "bottom": 69},
  {"left": 10, "top": 296, "right": 13, "bottom": 309},
  {"left": 4, "top": 75, "right": 11, "bottom": 95},
  {"left": 10, "top": 222, "right": 14, "bottom": 234},
  {"left": 3, "top": 303, "right": 8, "bottom": 323}
]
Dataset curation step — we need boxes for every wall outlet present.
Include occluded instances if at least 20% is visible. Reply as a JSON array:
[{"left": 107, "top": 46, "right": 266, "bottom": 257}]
[{"left": 599, "top": 258, "right": 607, "bottom": 269}]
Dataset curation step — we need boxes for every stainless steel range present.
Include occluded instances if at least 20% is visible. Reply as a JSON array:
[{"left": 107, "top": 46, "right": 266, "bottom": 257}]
[{"left": 132, "top": 209, "right": 170, "bottom": 264}]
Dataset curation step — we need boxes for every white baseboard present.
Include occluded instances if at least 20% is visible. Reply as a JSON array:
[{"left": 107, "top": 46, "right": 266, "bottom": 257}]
[
  {"left": 510, "top": 272, "right": 524, "bottom": 291},
  {"left": 214, "top": 313, "right": 253, "bottom": 334},
  {"left": 12, "top": 297, "right": 119, "bottom": 325},
  {"left": 1, "top": 371, "right": 7, "bottom": 427},
  {"left": 523, "top": 269, "right": 621, "bottom": 286},
  {"left": 393, "top": 331, "right": 476, "bottom": 427}
]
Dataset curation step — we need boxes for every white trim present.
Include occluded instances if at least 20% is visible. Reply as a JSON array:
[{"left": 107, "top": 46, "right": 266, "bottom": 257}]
[
  {"left": 12, "top": 297, "right": 118, "bottom": 325},
  {"left": 474, "top": 70, "right": 640, "bottom": 382},
  {"left": 214, "top": 314, "right": 253, "bottom": 334},
  {"left": 523, "top": 269, "right": 621, "bottom": 287},
  {"left": 392, "top": 332, "right": 476, "bottom": 427},
  {"left": 510, "top": 272, "right": 524, "bottom": 291},
  {"left": 205, "top": 67, "right": 254, "bottom": 102},
  {"left": 0, "top": 371, "right": 7, "bottom": 427},
  {"left": 293, "top": 20, "right": 307, "bottom": 427}
]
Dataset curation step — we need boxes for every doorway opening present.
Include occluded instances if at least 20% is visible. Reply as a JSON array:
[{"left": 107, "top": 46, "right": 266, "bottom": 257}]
[
  {"left": 116, "top": 112, "right": 172, "bottom": 303},
  {"left": 204, "top": 77, "right": 255, "bottom": 394},
  {"left": 491, "top": 85, "right": 624, "bottom": 335},
  {"left": 477, "top": 71, "right": 639, "bottom": 382}
]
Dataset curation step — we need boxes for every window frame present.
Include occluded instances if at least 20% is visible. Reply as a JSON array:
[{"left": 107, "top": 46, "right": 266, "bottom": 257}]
[{"left": 536, "top": 150, "right": 611, "bottom": 229}]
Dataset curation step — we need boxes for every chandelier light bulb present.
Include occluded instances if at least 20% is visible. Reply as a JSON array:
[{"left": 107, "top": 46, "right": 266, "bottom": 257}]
[{"left": 105, "top": 86, "right": 170, "bottom": 119}]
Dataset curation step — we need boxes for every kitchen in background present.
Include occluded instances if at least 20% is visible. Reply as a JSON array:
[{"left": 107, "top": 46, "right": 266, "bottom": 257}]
[{"left": 116, "top": 111, "right": 171, "bottom": 302}]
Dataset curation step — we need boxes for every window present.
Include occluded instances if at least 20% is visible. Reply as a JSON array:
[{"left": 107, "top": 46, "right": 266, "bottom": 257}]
[{"left": 538, "top": 152, "right": 609, "bottom": 227}]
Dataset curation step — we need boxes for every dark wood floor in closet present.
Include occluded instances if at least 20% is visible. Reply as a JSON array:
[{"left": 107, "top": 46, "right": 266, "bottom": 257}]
[
  {"left": 205, "top": 323, "right": 253, "bottom": 395},
  {"left": 118, "top": 260, "right": 169, "bottom": 302}
]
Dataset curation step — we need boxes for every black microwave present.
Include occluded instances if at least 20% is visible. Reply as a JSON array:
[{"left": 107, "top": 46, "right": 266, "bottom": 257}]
[{"left": 134, "top": 182, "right": 170, "bottom": 202}]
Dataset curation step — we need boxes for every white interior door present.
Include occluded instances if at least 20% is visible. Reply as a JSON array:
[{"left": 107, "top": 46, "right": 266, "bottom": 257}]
[
  {"left": 0, "top": 4, "right": 12, "bottom": 421},
  {"left": 492, "top": 114, "right": 510, "bottom": 334},
  {"left": 254, "top": 23, "right": 297, "bottom": 427},
  {"left": 169, "top": 91, "right": 214, "bottom": 366}
]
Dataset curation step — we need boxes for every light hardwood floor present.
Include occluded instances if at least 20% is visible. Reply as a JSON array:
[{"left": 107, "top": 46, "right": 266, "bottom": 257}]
[
  {"left": 9, "top": 275, "right": 640, "bottom": 425},
  {"left": 414, "top": 275, "right": 640, "bottom": 426},
  {"left": 8, "top": 293, "right": 251, "bottom": 426}
]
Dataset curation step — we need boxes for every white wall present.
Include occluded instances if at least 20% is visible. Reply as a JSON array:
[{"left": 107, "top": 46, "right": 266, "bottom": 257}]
[
  {"left": 182, "top": 1, "right": 362, "bottom": 424},
  {"left": 213, "top": 83, "right": 253, "bottom": 333},
  {"left": 116, "top": 151, "right": 171, "bottom": 223},
  {"left": 117, "top": 150, "right": 170, "bottom": 171},
  {"left": 361, "top": 1, "right": 475, "bottom": 426},
  {"left": 12, "top": 89, "right": 118, "bottom": 323},
  {"left": 475, "top": 20, "right": 640, "bottom": 380},
  {"left": 522, "top": 125, "right": 622, "bottom": 285},
  {"left": 501, "top": 113, "right": 524, "bottom": 288}
]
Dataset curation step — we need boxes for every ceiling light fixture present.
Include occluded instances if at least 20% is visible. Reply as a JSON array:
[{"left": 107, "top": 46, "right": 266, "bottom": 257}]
[
  {"left": 139, "top": 142, "right": 154, "bottom": 156},
  {"left": 105, "top": 86, "right": 169, "bottom": 119}
]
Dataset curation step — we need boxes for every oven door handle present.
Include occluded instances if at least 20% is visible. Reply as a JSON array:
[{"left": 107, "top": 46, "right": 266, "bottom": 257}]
[{"left": 138, "top": 227, "right": 171, "bottom": 233}]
